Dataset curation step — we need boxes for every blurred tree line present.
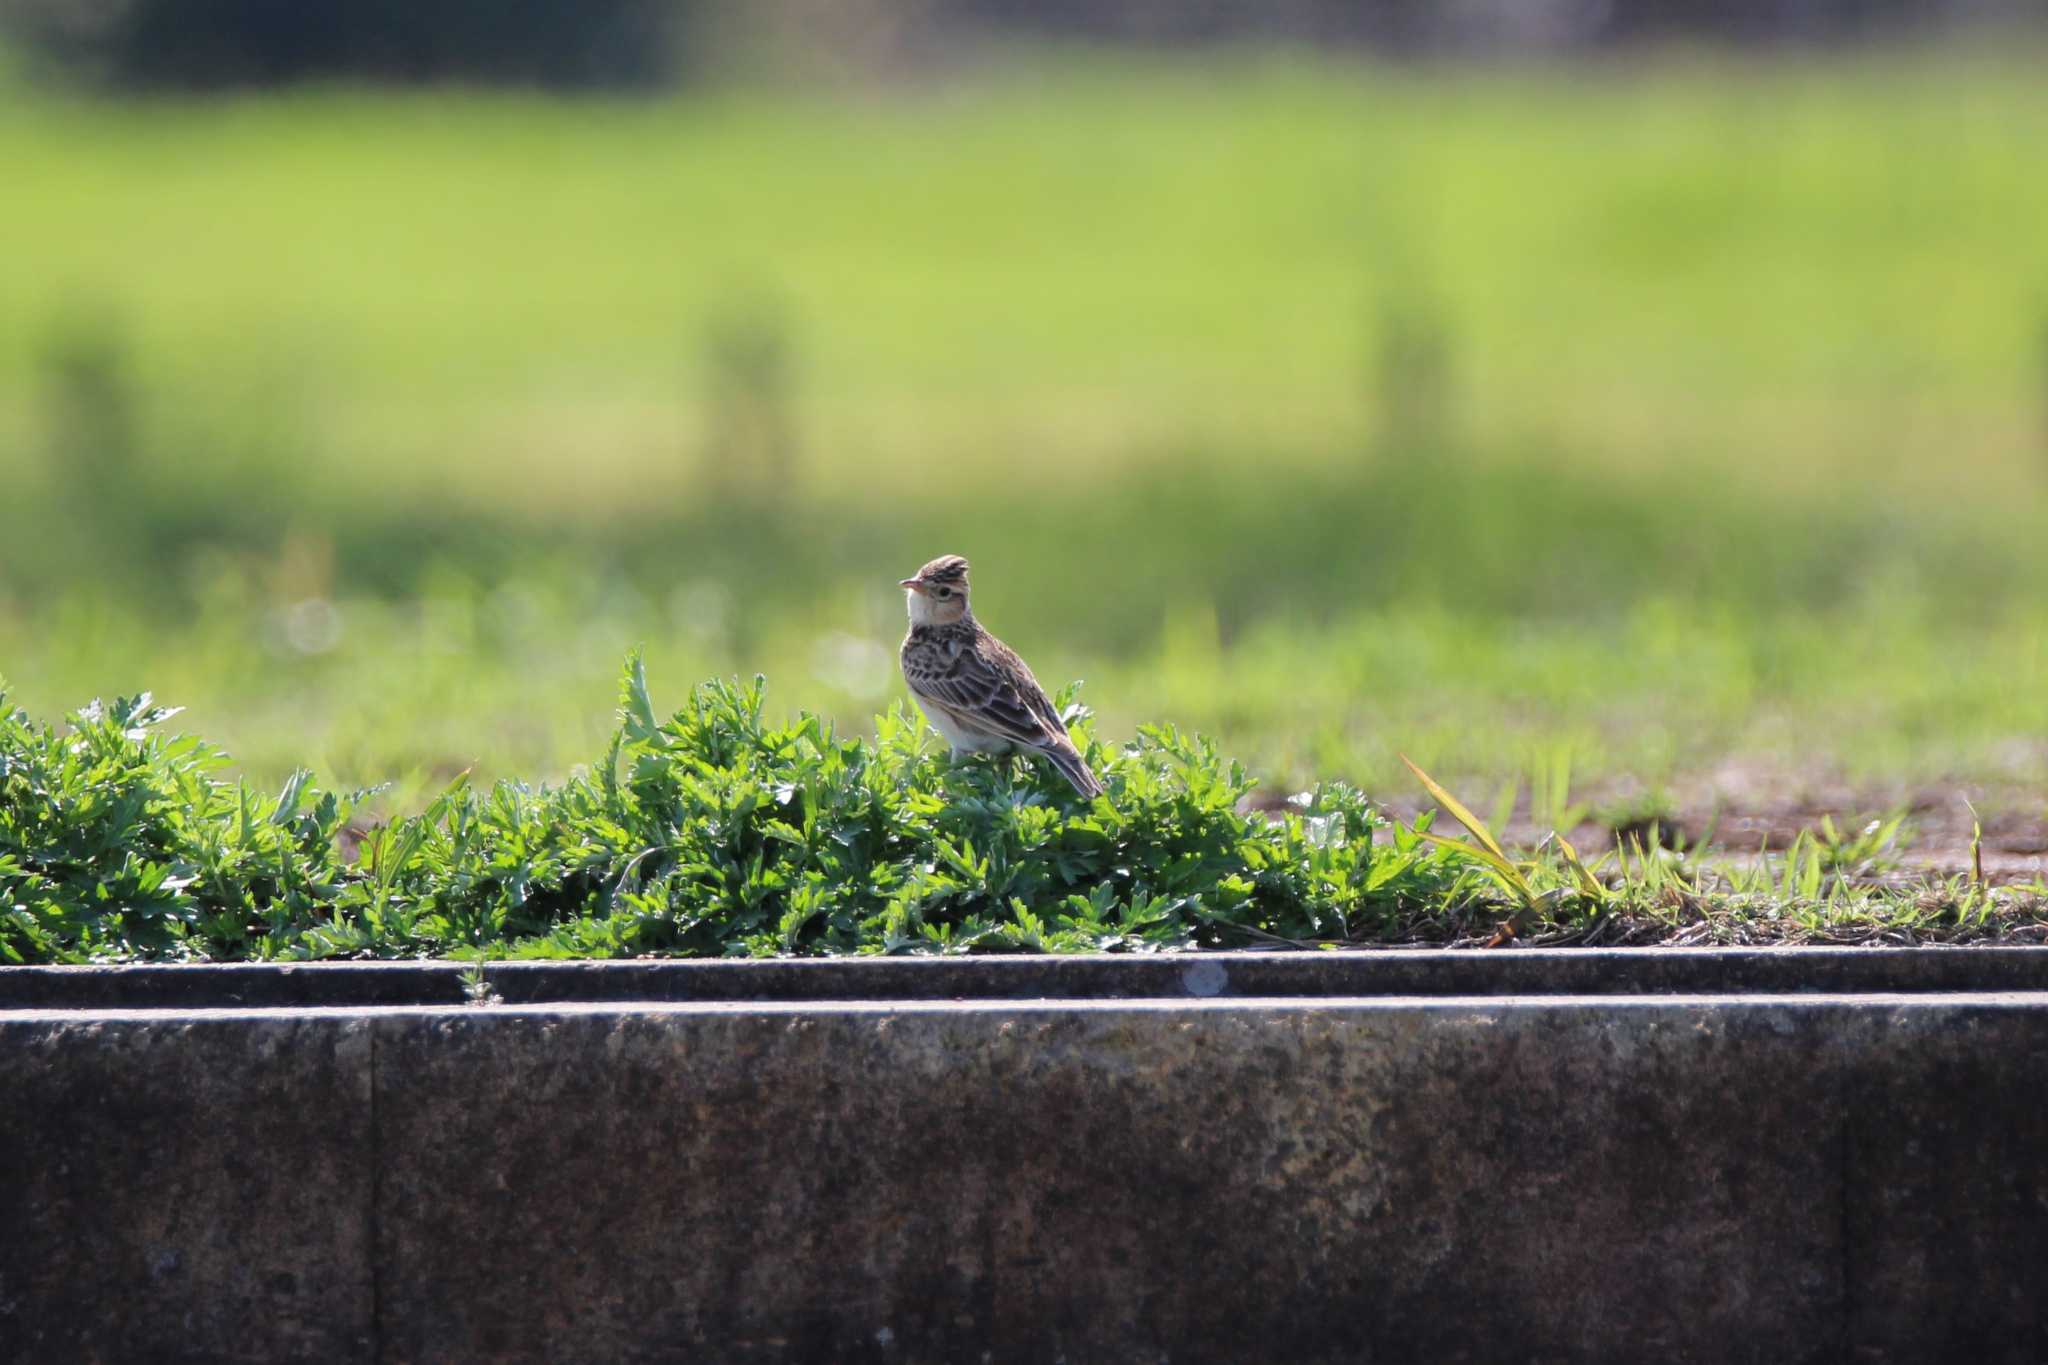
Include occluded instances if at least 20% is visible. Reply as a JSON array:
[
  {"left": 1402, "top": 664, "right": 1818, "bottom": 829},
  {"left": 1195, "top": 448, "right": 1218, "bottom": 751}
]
[
  {"left": 1, "top": 0, "right": 2039, "bottom": 91},
  {"left": 0, "top": 0, "right": 694, "bottom": 88}
]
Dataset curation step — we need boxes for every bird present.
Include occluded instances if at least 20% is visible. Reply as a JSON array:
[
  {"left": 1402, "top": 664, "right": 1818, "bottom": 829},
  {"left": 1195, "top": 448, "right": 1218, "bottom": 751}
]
[{"left": 897, "top": 554, "right": 1105, "bottom": 799}]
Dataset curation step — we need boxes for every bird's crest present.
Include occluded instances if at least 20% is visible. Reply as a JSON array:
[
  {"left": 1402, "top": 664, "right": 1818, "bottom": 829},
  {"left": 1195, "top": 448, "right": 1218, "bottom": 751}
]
[{"left": 913, "top": 555, "right": 970, "bottom": 587}]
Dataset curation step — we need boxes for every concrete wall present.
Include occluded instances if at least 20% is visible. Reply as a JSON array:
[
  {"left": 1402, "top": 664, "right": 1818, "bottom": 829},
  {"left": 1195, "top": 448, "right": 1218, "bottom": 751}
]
[{"left": 5, "top": 951, "right": 2047, "bottom": 1362}]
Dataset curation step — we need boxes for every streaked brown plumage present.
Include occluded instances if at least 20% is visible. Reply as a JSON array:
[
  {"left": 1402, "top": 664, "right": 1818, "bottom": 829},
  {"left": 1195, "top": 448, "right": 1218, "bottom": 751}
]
[{"left": 898, "top": 554, "right": 1105, "bottom": 799}]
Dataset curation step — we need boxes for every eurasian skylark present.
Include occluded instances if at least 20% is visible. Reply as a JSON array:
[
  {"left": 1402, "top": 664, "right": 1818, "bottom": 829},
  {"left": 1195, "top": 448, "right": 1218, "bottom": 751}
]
[{"left": 898, "top": 554, "right": 1105, "bottom": 799}]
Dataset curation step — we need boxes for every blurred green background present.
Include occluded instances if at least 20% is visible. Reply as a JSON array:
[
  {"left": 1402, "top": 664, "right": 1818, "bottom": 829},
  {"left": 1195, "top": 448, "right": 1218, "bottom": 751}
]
[{"left": 2, "top": 2, "right": 2046, "bottom": 821}]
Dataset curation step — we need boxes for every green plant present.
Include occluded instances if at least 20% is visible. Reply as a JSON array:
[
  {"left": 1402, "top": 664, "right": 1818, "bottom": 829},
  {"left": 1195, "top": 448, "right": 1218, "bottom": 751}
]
[
  {"left": 7, "top": 666, "right": 2046, "bottom": 966},
  {"left": 458, "top": 962, "right": 502, "bottom": 1005},
  {"left": 1811, "top": 813, "right": 1910, "bottom": 878},
  {"left": 1402, "top": 754, "right": 1609, "bottom": 937},
  {"left": 0, "top": 689, "right": 365, "bottom": 962},
  {"left": 0, "top": 662, "right": 1478, "bottom": 964}
]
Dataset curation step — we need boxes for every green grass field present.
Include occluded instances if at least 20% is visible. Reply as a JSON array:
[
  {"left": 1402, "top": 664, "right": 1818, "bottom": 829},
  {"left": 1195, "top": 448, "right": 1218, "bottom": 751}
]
[{"left": 3, "top": 49, "right": 2047, "bottom": 850}]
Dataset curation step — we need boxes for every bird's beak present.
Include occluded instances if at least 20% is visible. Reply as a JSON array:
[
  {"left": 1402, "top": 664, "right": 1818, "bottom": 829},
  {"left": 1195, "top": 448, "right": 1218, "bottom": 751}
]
[{"left": 899, "top": 577, "right": 925, "bottom": 592}]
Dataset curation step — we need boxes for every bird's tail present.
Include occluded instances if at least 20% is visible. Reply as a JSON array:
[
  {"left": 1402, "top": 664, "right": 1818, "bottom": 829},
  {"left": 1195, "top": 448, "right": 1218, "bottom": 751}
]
[{"left": 1038, "top": 739, "right": 1105, "bottom": 800}]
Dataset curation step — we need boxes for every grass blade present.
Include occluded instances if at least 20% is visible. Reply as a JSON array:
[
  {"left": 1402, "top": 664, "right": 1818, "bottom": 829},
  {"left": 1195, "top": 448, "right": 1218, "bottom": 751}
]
[
  {"left": 1413, "top": 830, "right": 1536, "bottom": 909},
  {"left": 1554, "top": 832, "right": 1606, "bottom": 902},
  {"left": 1402, "top": 754, "right": 1513, "bottom": 867}
]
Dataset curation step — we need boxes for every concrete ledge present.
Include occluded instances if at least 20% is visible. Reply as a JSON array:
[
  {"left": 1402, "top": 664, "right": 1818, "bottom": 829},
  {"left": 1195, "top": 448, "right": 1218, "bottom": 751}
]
[
  {"left": 6, "top": 952, "right": 2048, "bottom": 1362},
  {"left": 10, "top": 943, "right": 2048, "bottom": 1008}
]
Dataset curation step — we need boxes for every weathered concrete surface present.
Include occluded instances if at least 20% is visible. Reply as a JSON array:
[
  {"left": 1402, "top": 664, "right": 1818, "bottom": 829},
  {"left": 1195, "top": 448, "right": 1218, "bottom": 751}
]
[
  {"left": 372, "top": 999, "right": 1862, "bottom": 1364},
  {"left": 1843, "top": 1004, "right": 2048, "bottom": 1364},
  {"left": 0, "top": 1013, "right": 376, "bottom": 1364},
  {"left": 9, "top": 944, "right": 2048, "bottom": 1008},
  {"left": 4, "top": 971, "right": 2048, "bottom": 1362}
]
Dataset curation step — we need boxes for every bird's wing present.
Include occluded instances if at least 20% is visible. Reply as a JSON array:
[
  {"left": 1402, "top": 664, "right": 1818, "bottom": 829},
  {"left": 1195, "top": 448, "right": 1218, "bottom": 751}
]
[
  {"left": 980, "top": 634, "right": 1070, "bottom": 738},
  {"left": 904, "top": 631, "right": 1069, "bottom": 749}
]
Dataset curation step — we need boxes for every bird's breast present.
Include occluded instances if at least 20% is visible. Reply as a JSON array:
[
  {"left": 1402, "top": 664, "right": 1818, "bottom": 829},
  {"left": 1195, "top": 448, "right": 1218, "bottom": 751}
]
[{"left": 917, "top": 698, "right": 1012, "bottom": 754}]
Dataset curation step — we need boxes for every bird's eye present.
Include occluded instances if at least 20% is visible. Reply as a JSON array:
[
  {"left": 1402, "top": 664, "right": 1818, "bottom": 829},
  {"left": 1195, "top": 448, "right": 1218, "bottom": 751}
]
[{"left": 934, "top": 587, "right": 952, "bottom": 599}]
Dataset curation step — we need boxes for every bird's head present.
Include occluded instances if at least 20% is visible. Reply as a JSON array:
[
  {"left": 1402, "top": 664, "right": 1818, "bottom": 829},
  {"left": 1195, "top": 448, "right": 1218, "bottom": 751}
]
[{"left": 900, "top": 554, "right": 971, "bottom": 626}]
